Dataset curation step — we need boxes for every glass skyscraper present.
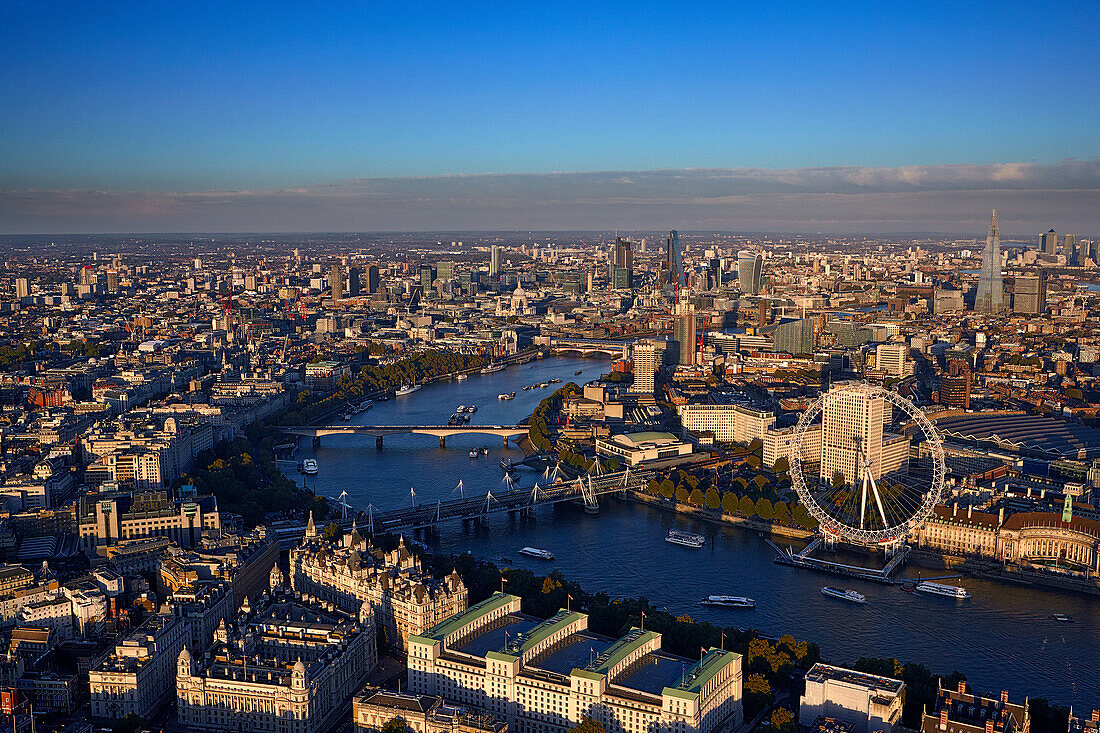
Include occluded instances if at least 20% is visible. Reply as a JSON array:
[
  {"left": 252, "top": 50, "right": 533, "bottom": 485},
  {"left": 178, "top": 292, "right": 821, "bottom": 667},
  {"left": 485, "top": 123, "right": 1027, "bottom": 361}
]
[
  {"left": 737, "top": 250, "right": 763, "bottom": 295},
  {"left": 975, "top": 210, "right": 1004, "bottom": 314}
]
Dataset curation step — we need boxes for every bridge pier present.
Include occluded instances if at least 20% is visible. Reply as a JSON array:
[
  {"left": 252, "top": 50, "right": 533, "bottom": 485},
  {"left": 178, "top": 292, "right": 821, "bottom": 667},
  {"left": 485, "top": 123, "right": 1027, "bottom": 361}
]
[
  {"left": 375, "top": 436, "right": 383, "bottom": 450},
  {"left": 439, "top": 436, "right": 446, "bottom": 448},
  {"left": 312, "top": 436, "right": 321, "bottom": 449}
]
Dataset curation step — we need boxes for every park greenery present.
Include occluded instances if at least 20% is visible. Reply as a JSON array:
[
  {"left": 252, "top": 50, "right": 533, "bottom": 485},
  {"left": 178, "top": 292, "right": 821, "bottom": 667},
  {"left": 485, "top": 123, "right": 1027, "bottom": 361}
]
[
  {"left": 180, "top": 421, "right": 327, "bottom": 525},
  {"left": 281, "top": 350, "right": 487, "bottom": 424},
  {"left": 528, "top": 382, "right": 580, "bottom": 452}
]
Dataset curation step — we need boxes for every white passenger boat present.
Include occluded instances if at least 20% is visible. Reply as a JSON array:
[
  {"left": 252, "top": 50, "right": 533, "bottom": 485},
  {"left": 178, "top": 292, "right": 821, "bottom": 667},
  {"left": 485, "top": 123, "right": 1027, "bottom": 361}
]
[
  {"left": 821, "top": 586, "right": 866, "bottom": 604},
  {"left": 395, "top": 384, "right": 422, "bottom": 396},
  {"left": 700, "top": 595, "right": 755, "bottom": 608},
  {"left": 455, "top": 373, "right": 468, "bottom": 380},
  {"left": 481, "top": 363, "right": 505, "bottom": 374},
  {"left": 666, "top": 529, "right": 706, "bottom": 548},
  {"left": 301, "top": 459, "right": 319, "bottom": 475},
  {"left": 519, "top": 547, "right": 554, "bottom": 560},
  {"left": 915, "top": 581, "right": 970, "bottom": 599}
]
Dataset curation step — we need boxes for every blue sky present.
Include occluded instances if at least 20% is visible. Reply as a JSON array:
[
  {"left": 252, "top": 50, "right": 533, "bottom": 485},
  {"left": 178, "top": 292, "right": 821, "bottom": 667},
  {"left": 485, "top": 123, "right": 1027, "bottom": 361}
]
[{"left": 0, "top": 1, "right": 1097, "bottom": 232}]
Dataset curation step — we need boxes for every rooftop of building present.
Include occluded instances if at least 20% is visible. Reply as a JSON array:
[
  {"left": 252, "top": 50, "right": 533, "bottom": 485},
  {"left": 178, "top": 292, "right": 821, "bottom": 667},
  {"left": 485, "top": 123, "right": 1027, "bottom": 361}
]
[
  {"left": 805, "top": 663, "right": 904, "bottom": 695},
  {"left": 934, "top": 412, "right": 1100, "bottom": 458}
]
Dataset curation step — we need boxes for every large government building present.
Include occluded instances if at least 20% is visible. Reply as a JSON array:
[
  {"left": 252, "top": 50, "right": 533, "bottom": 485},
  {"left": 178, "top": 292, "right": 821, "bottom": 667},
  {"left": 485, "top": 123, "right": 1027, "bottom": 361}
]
[
  {"left": 290, "top": 515, "right": 467, "bottom": 651},
  {"left": 407, "top": 593, "right": 742, "bottom": 733},
  {"left": 914, "top": 504, "right": 1100, "bottom": 572},
  {"left": 176, "top": 588, "right": 377, "bottom": 733}
]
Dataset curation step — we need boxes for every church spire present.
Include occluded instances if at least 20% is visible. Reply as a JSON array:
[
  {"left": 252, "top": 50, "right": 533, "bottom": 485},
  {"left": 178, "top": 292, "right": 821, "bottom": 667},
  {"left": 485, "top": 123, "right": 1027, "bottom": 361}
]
[{"left": 306, "top": 510, "right": 316, "bottom": 538}]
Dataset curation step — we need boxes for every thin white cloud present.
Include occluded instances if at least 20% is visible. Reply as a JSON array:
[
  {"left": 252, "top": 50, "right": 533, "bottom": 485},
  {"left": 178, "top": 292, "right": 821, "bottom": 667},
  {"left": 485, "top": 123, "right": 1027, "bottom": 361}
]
[{"left": 1, "top": 161, "right": 1098, "bottom": 234}]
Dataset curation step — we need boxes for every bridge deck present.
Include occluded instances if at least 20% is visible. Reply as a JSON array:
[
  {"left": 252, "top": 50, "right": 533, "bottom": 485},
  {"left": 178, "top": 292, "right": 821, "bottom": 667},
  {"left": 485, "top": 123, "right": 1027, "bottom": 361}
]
[{"left": 273, "top": 469, "right": 652, "bottom": 548}]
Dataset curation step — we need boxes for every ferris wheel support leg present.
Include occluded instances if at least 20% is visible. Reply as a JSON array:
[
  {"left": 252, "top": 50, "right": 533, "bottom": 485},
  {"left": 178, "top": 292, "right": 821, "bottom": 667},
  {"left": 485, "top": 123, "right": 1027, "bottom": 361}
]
[
  {"left": 867, "top": 471, "right": 889, "bottom": 528},
  {"left": 859, "top": 472, "right": 869, "bottom": 530}
]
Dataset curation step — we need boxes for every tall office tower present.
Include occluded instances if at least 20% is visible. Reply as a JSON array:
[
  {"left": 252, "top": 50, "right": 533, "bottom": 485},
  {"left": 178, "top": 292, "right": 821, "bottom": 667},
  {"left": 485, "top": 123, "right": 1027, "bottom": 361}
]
[
  {"left": 193, "top": 257, "right": 202, "bottom": 270},
  {"left": 330, "top": 265, "right": 345, "bottom": 300},
  {"left": 347, "top": 267, "right": 361, "bottom": 297},
  {"left": 611, "top": 236, "right": 633, "bottom": 270},
  {"left": 106, "top": 270, "right": 119, "bottom": 292},
  {"left": 419, "top": 266, "right": 434, "bottom": 291},
  {"left": 489, "top": 245, "right": 501, "bottom": 277},
  {"left": 975, "top": 211, "right": 1004, "bottom": 314},
  {"left": 666, "top": 230, "right": 683, "bottom": 286},
  {"left": 1064, "top": 234, "right": 1077, "bottom": 264},
  {"left": 820, "top": 387, "right": 886, "bottom": 486},
  {"left": 1041, "top": 229, "right": 1057, "bottom": 256},
  {"left": 1012, "top": 269, "right": 1047, "bottom": 315},
  {"left": 939, "top": 359, "right": 972, "bottom": 409},
  {"left": 366, "top": 264, "right": 380, "bottom": 293},
  {"left": 672, "top": 297, "right": 696, "bottom": 367},
  {"left": 630, "top": 340, "right": 659, "bottom": 394},
  {"left": 14, "top": 278, "right": 29, "bottom": 299},
  {"left": 737, "top": 250, "right": 763, "bottom": 295},
  {"left": 436, "top": 260, "right": 454, "bottom": 282}
]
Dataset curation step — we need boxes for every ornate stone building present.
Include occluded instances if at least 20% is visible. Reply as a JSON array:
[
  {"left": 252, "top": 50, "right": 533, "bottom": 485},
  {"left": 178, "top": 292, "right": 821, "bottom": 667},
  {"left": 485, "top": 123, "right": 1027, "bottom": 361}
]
[
  {"left": 289, "top": 515, "right": 466, "bottom": 651},
  {"left": 176, "top": 589, "right": 377, "bottom": 733},
  {"left": 89, "top": 614, "right": 187, "bottom": 719},
  {"left": 914, "top": 505, "right": 1100, "bottom": 572}
]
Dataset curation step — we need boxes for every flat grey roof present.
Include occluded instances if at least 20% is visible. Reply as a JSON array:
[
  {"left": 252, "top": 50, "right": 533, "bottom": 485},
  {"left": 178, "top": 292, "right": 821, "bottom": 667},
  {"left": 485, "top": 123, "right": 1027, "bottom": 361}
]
[
  {"left": 529, "top": 633, "right": 613, "bottom": 676},
  {"left": 614, "top": 652, "right": 690, "bottom": 695},
  {"left": 452, "top": 615, "right": 540, "bottom": 658}
]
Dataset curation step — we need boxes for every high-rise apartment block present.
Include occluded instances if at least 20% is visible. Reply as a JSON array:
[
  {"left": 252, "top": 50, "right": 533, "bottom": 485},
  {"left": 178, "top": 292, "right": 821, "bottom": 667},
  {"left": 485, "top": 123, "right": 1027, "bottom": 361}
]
[
  {"left": 672, "top": 297, "right": 696, "bottom": 367},
  {"left": 630, "top": 340, "right": 659, "bottom": 394},
  {"left": 331, "top": 265, "right": 345, "bottom": 300}
]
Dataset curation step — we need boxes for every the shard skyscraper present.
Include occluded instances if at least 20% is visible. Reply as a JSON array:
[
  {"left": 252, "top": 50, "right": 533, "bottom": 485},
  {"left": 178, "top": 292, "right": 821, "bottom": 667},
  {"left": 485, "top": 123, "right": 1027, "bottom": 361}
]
[{"left": 975, "top": 210, "right": 1004, "bottom": 314}]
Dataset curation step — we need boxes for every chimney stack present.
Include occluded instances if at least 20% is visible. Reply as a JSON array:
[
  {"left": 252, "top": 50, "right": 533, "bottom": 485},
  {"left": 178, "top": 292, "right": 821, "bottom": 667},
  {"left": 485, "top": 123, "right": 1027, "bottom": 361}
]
[
  {"left": 1090, "top": 710, "right": 1098, "bottom": 724},
  {"left": 1001, "top": 691, "right": 1009, "bottom": 704},
  {"left": 968, "top": 505, "right": 973, "bottom": 519},
  {"left": 958, "top": 681, "right": 967, "bottom": 694},
  {"left": 940, "top": 709, "right": 949, "bottom": 729},
  {"left": 985, "top": 721, "right": 994, "bottom": 733}
]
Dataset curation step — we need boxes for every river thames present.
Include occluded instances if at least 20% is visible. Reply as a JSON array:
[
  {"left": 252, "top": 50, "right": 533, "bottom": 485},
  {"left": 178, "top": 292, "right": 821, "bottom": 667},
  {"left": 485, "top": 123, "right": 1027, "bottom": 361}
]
[{"left": 295, "top": 357, "right": 1098, "bottom": 706}]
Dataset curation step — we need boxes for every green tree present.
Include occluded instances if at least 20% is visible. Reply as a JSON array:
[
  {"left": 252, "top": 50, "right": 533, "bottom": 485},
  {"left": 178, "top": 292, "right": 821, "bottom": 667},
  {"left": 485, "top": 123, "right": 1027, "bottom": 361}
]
[
  {"left": 646, "top": 478, "right": 660, "bottom": 495},
  {"left": 754, "top": 497, "right": 774, "bottom": 520},
  {"left": 773, "top": 502, "right": 791, "bottom": 525},
  {"left": 688, "top": 488, "right": 704, "bottom": 505},
  {"left": 570, "top": 719, "right": 607, "bottom": 733},
  {"left": 322, "top": 523, "right": 341, "bottom": 542},
  {"left": 745, "top": 454, "right": 761, "bottom": 469},
  {"left": 675, "top": 486, "right": 690, "bottom": 502},
  {"left": 704, "top": 487, "right": 721, "bottom": 509},
  {"left": 770, "top": 707, "right": 795, "bottom": 733},
  {"left": 659, "top": 479, "right": 676, "bottom": 499},
  {"left": 773, "top": 457, "right": 790, "bottom": 474},
  {"left": 738, "top": 496, "right": 756, "bottom": 516},
  {"left": 721, "top": 492, "right": 738, "bottom": 514}
]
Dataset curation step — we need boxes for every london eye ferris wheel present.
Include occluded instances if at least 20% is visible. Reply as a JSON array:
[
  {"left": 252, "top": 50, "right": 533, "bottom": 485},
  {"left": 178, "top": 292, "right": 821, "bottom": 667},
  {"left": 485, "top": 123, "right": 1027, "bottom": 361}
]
[{"left": 789, "top": 383, "right": 946, "bottom": 546}]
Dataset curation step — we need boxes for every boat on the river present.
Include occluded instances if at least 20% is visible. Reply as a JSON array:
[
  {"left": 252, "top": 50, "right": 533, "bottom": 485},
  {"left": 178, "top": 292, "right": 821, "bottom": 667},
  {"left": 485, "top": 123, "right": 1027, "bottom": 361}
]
[
  {"left": 822, "top": 587, "right": 866, "bottom": 604},
  {"left": 549, "top": 378, "right": 562, "bottom": 384},
  {"left": 519, "top": 547, "right": 554, "bottom": 560},
  {"left": 455, "top": 373, "right": 468, "bottom": 380},
  {"left": 666, "top": 529, "right": 706, "bottom": 548},
  {"left": 481, "top": 363, "right": 505, "bottom": 374},
  {"left": 498, "top": 392, "right": 516, "bottom": 400},
  {"left": 469, "top": 449, "right": 479, "bottom": 458},
  {"left": 480, "top": 446, "right": 489, "bottom": 455},
  {"left": 574, "top": 370, "right": 582, "bottom": 375},
  {"left": 301, "top": 459, "right": 319, "bottom": 475},
  {"left": 1052, "top": 614, "right": 1075, "bottom": 623},
  {"left": 915, "top": 581, "right": 970, "bottom": 599},
  {"left": 396, "top": 384, "right": 422, "bottom": 396},
  {"left": 701, "top": 595, "right": 755, "bottom": 608},
  {"left": 469, "top": 405, "right": 478, "bottom": 413}
]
